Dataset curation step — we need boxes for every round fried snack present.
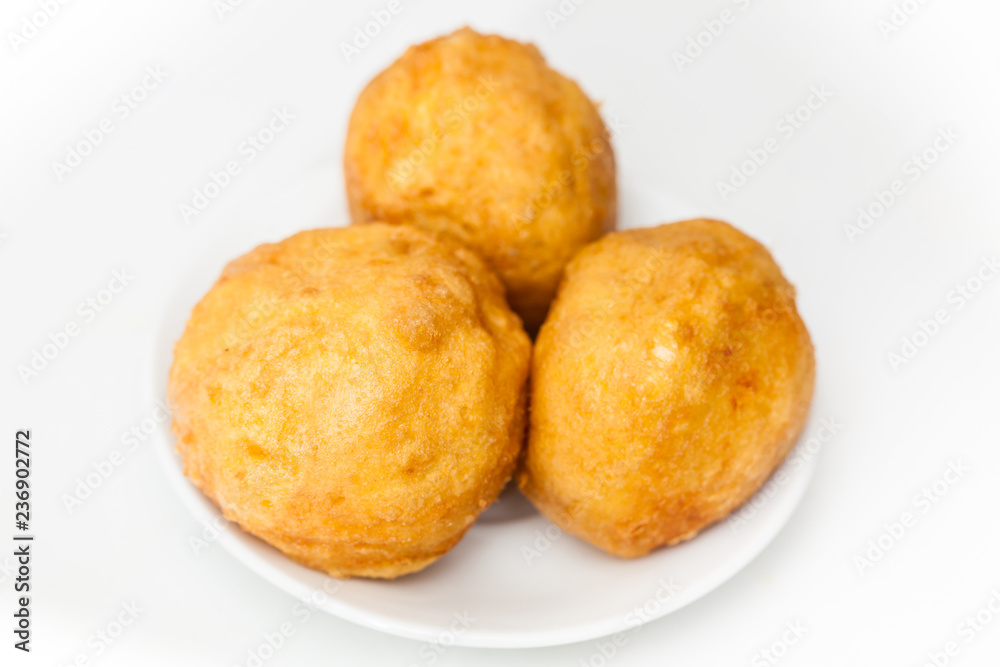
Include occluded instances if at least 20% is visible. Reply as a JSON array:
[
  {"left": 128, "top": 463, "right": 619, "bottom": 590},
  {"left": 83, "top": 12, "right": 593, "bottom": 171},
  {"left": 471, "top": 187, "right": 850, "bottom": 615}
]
[
  {"left": 519, "top": 219, "right": 815, "bottom": 557},
  {"left": 344, "top": 27, "right": 617, "bottom": 333},
  {"left": 168, "top": 224, "right": 531, "bottom": 578}
]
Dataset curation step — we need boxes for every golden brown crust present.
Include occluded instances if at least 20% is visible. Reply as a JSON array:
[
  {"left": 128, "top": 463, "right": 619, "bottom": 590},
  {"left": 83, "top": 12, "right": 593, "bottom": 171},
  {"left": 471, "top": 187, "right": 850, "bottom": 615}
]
[
  {"left": 344, "top": 27, "right": 617, "bottom": 332},
  {"left": 518, "top": 219, "right": 815, "bottom": 557},
  {"left": 168, "top": 224, "right": 531, "bottom": 578}
]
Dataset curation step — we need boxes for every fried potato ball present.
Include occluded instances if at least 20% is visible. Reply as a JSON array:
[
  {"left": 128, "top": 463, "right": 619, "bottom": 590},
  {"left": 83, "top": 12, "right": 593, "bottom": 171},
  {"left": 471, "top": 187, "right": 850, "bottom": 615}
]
[
  {"left": 519, "top": 219, "right": 815, "bottom": 558},
  {"left": 168, "top": 224, "right": 531, "bottom": 578},
  {"left": 344, "top": 27, "right": 617, "bottom": 333}
]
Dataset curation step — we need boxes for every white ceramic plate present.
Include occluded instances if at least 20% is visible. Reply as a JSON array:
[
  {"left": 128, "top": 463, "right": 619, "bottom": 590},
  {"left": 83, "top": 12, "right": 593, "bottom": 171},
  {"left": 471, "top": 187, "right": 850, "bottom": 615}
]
[{"left": 152, "top": 164, "right": 821, "bottom": 648}]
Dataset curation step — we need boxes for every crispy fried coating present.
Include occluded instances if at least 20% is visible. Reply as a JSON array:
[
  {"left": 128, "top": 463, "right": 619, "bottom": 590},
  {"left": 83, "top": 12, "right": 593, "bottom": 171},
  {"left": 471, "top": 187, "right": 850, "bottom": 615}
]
[
  {"left": 344, "top": 27, "right": 617, "bottom": 333},
  {"left": 168, "top": 224, "right": 531, "bottom": 578},
  {"left": 519, "top": 219, "right": 815, "bottom": 557}
]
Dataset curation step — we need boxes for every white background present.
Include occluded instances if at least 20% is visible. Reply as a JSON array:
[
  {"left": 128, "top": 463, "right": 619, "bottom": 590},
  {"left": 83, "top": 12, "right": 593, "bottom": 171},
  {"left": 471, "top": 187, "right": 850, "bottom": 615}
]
[{"left": 2, "top": 0, "right": 1000, "bottom": 665}]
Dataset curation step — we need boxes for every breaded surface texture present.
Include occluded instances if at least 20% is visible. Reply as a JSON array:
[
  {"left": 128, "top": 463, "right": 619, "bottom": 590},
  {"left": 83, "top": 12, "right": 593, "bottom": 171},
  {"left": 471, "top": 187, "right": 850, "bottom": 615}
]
[
  {"left": 519, "top": 219, "right": 815, "bottom": 557},
  {"left": 169, "top": 224, "right": 531, "bottom": 578},
  {"left": 344, "top": 27, "right": 617, "bottom": 332}
]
